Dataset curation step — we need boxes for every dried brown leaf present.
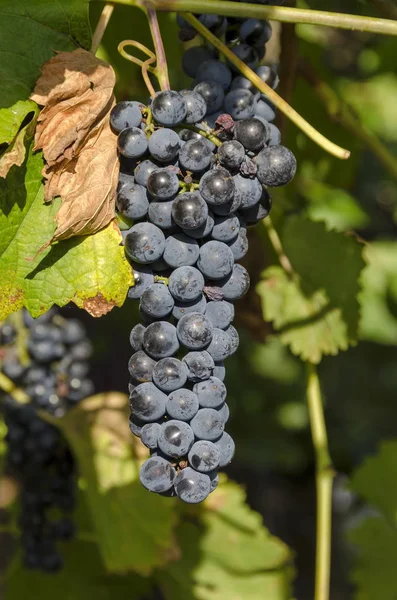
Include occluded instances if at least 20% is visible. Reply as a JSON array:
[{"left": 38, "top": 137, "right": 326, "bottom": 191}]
[
  {"left": 29, "top": 49, "right": 119, "bottom": 242},
  {"left": 31, "top": 49, "right": 115, "bottom": 166},
  {"left": 45, "top": 117, "right": 119, "bottom": 241}
]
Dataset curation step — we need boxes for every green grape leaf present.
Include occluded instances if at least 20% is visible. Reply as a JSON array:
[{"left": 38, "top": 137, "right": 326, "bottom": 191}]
[
  {"left": 0, "top": 101, "right": 39, "bottom": 178},
  {"left": 158, "top": 478, "right": 293, "bottom": 600},
  {"left": 59, "top": 392, "right": 178, "bottom": 575},
  {"left": 5, "top": 539, "right": 151, "bottom": 600},
  {"left": 257, "top": 217, "right": 365, "bottom": 363},
  {"left": 0, "top": 142, "right": 132, "bottom": 319},
  {"left": 0, "top": 0, "right": 91, "bottom": 108},
  {"left": 348, "top": 441, "right": 397, "bottom": 600},
  {"left": 0, "top": 100, "right": 37, "bottom": 145},
  {"left": 359, "top": 242, "right": 397, "bottom": 344}
]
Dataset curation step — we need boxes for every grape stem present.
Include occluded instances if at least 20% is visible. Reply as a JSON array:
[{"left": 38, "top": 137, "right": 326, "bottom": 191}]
[
  {"left": 105, "top": 0, "right": 397, "bottom": 37},
  {"left": 299, "top": 60, "right": 397, "bottom": 182},
  {"left": 306, "top": 363, "right": 335, "bottom": 600},
  {"left": 138, "top": 0, "right": 171, "bottom": 92},
  {"left": 182, "top": 12, "right": 350, "bottom": 160},
  {"left": 176, "top": 123, "right": 222, "bottom": 147},
  {"left": 0, "top": 372, "right": 30, "bottom": 405},
  {"left": 91, "top": 3, "right": 115, "bottom": 54},
  {"left": 262, "top": 217, "right": 296, "bottom": 280}
]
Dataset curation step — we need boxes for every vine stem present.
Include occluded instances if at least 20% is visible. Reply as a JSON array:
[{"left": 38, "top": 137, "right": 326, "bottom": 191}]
[
  {"left": 182, "top": 13, "right": 350, "bottom": 160},
  {"left": 0, "top": 373, "right": 30, "bottom": 405},
  {"left": 262, "top": 217, "right": 296, "bottom": 279},
  {"left": 104, "top": 0, "right": 397, "bottom": 37},
  {"left": 138, "top": 1, "right": 170, "bottom": 91},
  {"left": 299, "top": 60, "right": 397, "bottom": 182},
  {"left": 91, "top": 3, "right": 115, "bottom": 54},
  {"left": 306, "top": 363, "right": 335, "bottom": 600}
]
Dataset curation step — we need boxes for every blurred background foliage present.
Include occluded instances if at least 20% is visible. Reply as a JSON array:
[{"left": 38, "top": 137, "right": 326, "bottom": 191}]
[{"left": 2, "top": 0, "right": 397, "bottom": 598}]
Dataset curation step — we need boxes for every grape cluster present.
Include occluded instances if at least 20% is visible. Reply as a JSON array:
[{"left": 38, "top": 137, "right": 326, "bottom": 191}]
[
  {"left": 113, "top": 10, "right": 296, "bottom": 504},
  {"left": 0, "top": 310, "right": 94, "bottom": 571}
]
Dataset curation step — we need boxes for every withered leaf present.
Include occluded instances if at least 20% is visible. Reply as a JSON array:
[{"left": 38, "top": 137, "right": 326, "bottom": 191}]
[
  {"left": 45, "top": 117, "right": 119, "bottom": 241},
  {"left": 31, "top": 49, "right": 115, "bottom": 166},
  {"left": 30, "top": 49, "right": 119, "bottom": 242}
]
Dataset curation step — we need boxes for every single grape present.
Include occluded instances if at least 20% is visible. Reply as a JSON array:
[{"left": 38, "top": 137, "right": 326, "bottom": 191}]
[
  {"left": 182, "top": 46, "right": 214, "bottom": 78},
  {"left": 219, "top": 264, "right": 250, "bottom": 300},
  {"left": 143, "top": 321, "right": 179, "bottom": 359},
  {"left": 217, "top": 140, "right": 245, "bottom": 171},
  {"left": 110, "top": 101, "right": 143, "bottom": 133},
  {"left": 139, "top": 283, "right": 174, "bottom": 318},
  {"left": 172, "top": 191, "right": 208, "bottom": 230},
  {"left": 130, "top": 324, "right": 146, "bottom": 351},
  {"left": 215, "top": 432, "right": 235, "bottom": 467},
  {"left": 174, "top": 467, "right": 211, "bottom": 503},
  {"left": 255, "top": 145, "right": 297, "bottom": 186},
  {"left": 152, "top": 357, "right": 188, "bottom": 393},
  {"left": 230, "top": 44, "right": 259, "bottom": 71},
  {"left": 197, "top": 240, "right": 234, "bottom": 280},
  {"left": 166, "top": 388, "right": 199, "bottom": 421},
  {"left": 158, "top": 420, "right": 195, "bottom": 458},
  {"left": 206, "top": 328, "right": 233, "bottom": 361},
  {"left": 124, "top": 223, "right": 165, "bottom": 264},
  {"left": 205, "top": 301, "right": 234, "bottom": 329},
  {"left": 148, "top": 128, "right": 180, "bottom": 163},
  {"left": 239, "top": 18, "right": 272, "bottom": 46},
  {"left": 193, "top": 376, "right": 226, "bottom": 408},
  {"left": 227, "top": 228, "right": 249, "bottom": 260},
  {"left": 234, "top": 118, "right": 268, "bottom": 152},
  {"left": 163, "top": 232, "right": 199, "bottom": 268},
  {"left": 147, "top": 168, "right": 179, "bottom": 200},
  {"left": 141, "top": 422, "right": 162, "bottom": 449},
  {"left": 116, "top": 183, "right": 149, "bottom": 220},
  {"left": 255, "top": 99, "right": 276, "bottom": 122},
  {"left": 211, "top": 214, "right": 240, "bottom": 242},
  {"left": 179, "top": 139, "right": 213, "bottom": 172},
  {"left": 267, "top": 123, "right": 281, "bottom": 146},
  {"left": 148, "top": 199, "right": 175, "bottom": 230},
  {"left": 195, "top": 59, "right": 232, "bottom": 91},
  {"left": 127, "top": 265, "right": 154, "bottom": 299},
  {"left": 172, "top": 295, "right": 207, "bottom": 320},
  {"left": 168, "top": 266, "right": 205, "bottom": 302},
  {"left": 233, "top": 174, "right": 263, "bottom": 210},
  {"left": 199, "top": 167, "right": 235, "bottom": 206},
  {"left": 140, "top": 456, "right": 176, "bottom": 493},
  {"left": 183, "top": 351, "right": 215, "bottom": 382},
  {"left": 134, "top": 159, "right": 159, "bottom": 187},
  {"left": 129, "top": 382, "right": 167, "bottom": 422},
  {"left": 151, "top": 90, "right": 187, "bottom": 126},
  {"left": 128, "top": 350, "right": 156, "bottom": 383},
  {"left": 224, "top": 89, "right": 256, "bottom": 120},
  {"left": 194, "top": 81, "right": 225, "bottom": 114},
  {"left": 225, "top": 324, "right": 239, "bottom": 355},
  {"left": 190, "top": 408, "right": 224, "bottom": 441},
  {"left": 255, "top": 65, "right": 279, "bottom": 90},
  {"left": 179, "top": 89, "right": 207, "bottom": 123},
  {"left": 188, "top": 440, "right": 220, "bottom": 472},
  {"left": 177, "top": 313, "right": 213, "bottom": 350},
  {"left": 117, "top": 127, "right": 148, "bottom": 159},
  {"left": 217, "top": 401, "right": 229, "bottom": 423}
]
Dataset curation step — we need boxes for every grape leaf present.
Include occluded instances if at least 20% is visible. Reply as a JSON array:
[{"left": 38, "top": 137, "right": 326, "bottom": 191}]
[
  {"left": 0, "top": 0, "right": 91, "bottom": 108},
  {"left": 6, "top": 540, "right": 151, "bottom": 600},
  {"left": 257, "top": 217, "right": 365, "bottom": 363},
  {"left": 359, "top": 242, "right": 397, "bottom": 344},
  {"left": 0, "top": 143, "right": 132, "bottom": 319},
  {"left": 60, "top": 392, "right": 178, "bottom": 575},
  {"left": 0, "top": 102, "right": 39, "bottom": 178},
  {"left": 0, "top": 100, "right": 37, "bottom": 145},
  {"left": 158, "top": 478, "right": 293, "bottom": 600},
  {"left": 348, "top": 441, "right": 397, "bottom": 600}
]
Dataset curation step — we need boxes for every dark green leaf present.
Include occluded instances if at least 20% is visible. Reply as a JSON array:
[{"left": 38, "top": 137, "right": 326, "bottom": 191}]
[{"left": 0, "top": 0, "right": 91, "bottom": 108}]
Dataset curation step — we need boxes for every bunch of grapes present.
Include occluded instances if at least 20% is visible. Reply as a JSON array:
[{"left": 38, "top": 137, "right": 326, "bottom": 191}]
[
  {"left": 113, "top": 12, "right": 296, "bottom": 504},
  {"left": 0, "top": 310, "right": 94, "bottom": 571}
]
